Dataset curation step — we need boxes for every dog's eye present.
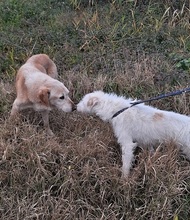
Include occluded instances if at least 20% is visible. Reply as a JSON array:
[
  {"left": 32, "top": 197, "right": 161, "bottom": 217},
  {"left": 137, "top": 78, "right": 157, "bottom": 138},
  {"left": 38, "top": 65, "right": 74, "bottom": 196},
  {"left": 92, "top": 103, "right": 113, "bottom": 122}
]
[{"left": 60, "top": 95, "right": 65, "bottom": 100}]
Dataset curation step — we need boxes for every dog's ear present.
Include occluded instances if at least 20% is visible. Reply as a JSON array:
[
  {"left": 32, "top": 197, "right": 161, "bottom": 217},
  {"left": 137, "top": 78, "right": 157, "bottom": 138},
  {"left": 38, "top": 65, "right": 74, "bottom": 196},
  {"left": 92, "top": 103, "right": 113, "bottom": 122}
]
[
  {"left": 87, "top": 97, "right": 99, "bottom": 107},
  {"left": 38, "top": 87, "right": 50, "bottom": 106}
]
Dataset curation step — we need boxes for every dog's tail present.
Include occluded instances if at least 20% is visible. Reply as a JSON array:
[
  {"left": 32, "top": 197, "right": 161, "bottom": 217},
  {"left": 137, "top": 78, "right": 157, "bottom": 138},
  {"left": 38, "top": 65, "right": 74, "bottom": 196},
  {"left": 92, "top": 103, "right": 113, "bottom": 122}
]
[
  {"left": 46, "top": 61, "right": 58, "bottom": 79},
  {"left": 26, "top": 54, "right": 58, "bottom": 79}
]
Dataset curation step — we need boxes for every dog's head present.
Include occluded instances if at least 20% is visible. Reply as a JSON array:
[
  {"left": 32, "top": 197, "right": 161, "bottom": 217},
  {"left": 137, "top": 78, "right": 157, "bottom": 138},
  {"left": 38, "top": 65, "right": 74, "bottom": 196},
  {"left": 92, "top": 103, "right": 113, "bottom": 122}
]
[
  {"left": 38, "top": 81, "right": 75, "bottom": 112},
  {"left": 77, "top": 91, "right": 129, "bottom": 122},
  {"left": 77, "top": 91, "right": 104, "bottom": 114}
]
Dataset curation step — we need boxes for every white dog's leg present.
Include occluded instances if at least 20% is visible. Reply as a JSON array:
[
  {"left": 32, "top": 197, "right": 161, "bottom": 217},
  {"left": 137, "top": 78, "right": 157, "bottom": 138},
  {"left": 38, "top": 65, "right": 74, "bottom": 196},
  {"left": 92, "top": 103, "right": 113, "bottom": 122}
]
[
  {"left": 41, "top": 110, "right": 54, "bottom": 136},
  {"left": 121, "top": 141, "right": 137, "bottom": 177}
]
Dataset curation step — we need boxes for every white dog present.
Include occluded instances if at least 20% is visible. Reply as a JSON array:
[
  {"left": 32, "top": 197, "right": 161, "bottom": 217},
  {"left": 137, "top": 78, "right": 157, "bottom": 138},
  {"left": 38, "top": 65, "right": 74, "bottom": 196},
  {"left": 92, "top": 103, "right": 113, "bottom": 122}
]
[
  {"left": 77, "top": 91, "right": 190, "bottom": 176},
  {"left": 11, "top": 54, "right": 75, "bottom": 135}
]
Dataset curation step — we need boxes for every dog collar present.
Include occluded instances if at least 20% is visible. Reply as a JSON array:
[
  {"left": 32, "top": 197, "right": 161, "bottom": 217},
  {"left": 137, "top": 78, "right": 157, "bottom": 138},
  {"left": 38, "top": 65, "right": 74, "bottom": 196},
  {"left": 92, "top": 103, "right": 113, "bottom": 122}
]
[
  {"left": 112, "top": 102, "right": 138, "bottom": 119},
  {"left": 112, "top": 106, "right": 130, "bottom": 119}
]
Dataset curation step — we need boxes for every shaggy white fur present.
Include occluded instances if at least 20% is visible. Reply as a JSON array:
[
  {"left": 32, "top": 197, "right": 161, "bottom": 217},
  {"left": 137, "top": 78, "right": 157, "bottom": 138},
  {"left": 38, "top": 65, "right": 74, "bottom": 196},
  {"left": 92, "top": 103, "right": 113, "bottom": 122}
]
[{"left": 77, "top": 90, "right": 190, "bottom": 176}]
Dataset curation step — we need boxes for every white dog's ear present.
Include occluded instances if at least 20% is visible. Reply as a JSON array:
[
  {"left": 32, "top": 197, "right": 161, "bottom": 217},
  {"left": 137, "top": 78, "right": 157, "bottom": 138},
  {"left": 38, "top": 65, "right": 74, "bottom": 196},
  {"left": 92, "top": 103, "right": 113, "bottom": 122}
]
[
  {"left": 38, "top": 87, "right": 50, "bottom": 106},
  {"left": 87, "top": 97, "right": 99, "bottom": 107}
]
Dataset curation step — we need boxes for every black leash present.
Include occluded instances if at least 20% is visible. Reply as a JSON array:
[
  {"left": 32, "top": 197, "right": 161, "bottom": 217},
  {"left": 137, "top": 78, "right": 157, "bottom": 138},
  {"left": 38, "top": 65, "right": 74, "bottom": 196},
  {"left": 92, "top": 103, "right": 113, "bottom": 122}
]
[
  {"left": 112, "top": 106, "right": 130, "bottom": 119},
  {"left": 112, "top": 87, "right": 190, "bottom": 119}
]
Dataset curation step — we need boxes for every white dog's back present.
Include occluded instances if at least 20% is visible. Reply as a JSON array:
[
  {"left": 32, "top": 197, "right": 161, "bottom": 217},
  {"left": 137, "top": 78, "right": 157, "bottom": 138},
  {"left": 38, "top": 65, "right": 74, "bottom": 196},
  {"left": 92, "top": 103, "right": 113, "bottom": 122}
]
[{"left": 113, "top": 103, "right": 190, "bottom": 150}]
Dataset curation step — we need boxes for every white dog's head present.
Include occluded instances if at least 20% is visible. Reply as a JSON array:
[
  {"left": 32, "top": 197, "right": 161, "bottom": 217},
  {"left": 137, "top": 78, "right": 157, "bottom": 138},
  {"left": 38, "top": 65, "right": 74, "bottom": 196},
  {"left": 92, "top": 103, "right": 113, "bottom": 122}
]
[
  {"left": 77, "top": 91, "right": 119, "bottom": 121},
  {"left": 77, "top": 91, "right": 104, "bottom": 114},
  {"left": 77, "top": 91, "right": 133, "bottom": 121},
  {"left": 38, "top": 80, "right": 75, "bottom": 112}
]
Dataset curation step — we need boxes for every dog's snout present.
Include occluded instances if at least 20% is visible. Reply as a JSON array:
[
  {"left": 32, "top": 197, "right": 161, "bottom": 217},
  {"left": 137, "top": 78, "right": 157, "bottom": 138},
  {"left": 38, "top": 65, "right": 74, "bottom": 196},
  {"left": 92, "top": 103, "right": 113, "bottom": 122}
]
[{"left": 72, "top": 103, "right": 77, "bottom": 111}]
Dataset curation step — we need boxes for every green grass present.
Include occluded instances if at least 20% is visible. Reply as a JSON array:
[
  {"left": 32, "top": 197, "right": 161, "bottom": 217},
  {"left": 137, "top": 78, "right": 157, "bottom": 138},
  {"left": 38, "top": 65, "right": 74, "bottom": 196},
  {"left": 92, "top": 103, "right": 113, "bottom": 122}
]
[{"left": 0, "top": 0, "right": 190, "bottom": 219}]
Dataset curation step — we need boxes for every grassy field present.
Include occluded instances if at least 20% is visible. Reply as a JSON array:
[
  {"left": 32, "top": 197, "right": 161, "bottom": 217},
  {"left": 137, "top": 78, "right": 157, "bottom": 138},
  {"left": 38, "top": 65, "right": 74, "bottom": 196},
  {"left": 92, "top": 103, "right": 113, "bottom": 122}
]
[{"left": 0, "top": 0, "right": 190, "bottom": 219}]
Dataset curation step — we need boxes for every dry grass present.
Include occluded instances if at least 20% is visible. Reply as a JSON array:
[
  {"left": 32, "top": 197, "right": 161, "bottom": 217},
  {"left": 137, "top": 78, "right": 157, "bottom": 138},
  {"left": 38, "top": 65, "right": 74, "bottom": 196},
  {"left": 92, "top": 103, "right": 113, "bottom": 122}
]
[
  {"left": 0, "top": 0, "right": 190, "bottom": 219},
  {"left": 1, "top": 56, "right": 190, "bottom": 219},
  {"left": 1, "top": 111, "right": 190, "bottom": 219}
]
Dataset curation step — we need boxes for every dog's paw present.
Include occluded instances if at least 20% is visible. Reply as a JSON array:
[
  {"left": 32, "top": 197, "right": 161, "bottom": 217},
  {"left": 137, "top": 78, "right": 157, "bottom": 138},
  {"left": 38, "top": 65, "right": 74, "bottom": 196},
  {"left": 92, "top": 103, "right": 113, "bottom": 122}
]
[
  {"left": 47, "top": 129, "right": 55, "bottom": 136},
  {"left": 121, "top": 166, "right": 130, "bottom": 178}
]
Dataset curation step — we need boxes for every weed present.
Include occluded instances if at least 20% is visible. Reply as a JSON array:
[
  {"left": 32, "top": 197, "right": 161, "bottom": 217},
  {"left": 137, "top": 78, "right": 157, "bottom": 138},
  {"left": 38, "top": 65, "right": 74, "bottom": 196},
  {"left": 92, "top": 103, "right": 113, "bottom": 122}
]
[{"left": 176, "top": 58, "right": 190, "bottom": 71}]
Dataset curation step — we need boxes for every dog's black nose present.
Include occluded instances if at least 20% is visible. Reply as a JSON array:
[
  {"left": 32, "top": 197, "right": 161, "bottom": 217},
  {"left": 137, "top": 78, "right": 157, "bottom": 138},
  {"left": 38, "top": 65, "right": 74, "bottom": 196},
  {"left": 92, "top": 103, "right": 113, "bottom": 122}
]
[{"left": 72, "top": 105, "right": 77, "bottom": 111}]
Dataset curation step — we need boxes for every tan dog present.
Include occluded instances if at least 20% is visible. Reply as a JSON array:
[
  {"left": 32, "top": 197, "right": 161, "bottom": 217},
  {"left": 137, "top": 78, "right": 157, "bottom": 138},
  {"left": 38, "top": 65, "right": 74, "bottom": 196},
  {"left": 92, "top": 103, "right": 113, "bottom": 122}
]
[{"left": 11, "top": 54, "right": 75, "bottom": 135}]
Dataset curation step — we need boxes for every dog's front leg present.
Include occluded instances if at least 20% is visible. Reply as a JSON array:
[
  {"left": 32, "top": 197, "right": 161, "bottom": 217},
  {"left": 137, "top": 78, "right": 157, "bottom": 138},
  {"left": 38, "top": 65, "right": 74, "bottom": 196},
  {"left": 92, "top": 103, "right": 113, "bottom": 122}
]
[
  {"left": 121, "top": 141, "right": 137, "bottom": 177},
  {"left": 10, "top": 99, "right": 21, "bottom": 116},
  {"left": 41, "top": 110, "right": 54, "bottom": 136}
]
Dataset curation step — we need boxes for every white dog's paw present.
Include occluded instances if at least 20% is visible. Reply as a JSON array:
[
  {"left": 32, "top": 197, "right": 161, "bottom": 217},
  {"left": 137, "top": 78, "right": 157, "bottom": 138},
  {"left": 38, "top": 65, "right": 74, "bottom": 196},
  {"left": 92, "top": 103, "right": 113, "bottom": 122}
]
[
  {"left": 121, "top": 166, "right": 130, "bottom": 178},
  {"left": 47, "top": 128, "right": 55, "bottom": 136}
]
